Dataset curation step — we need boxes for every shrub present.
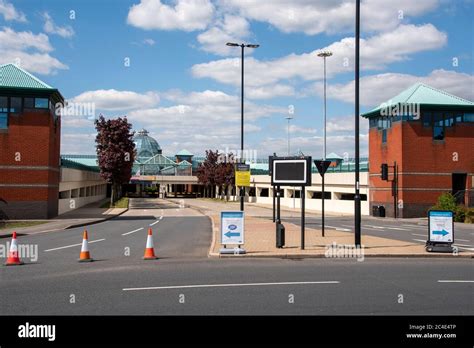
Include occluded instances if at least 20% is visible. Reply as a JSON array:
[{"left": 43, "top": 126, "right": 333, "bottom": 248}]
[
  {"left": 464, "top": 208, "right": 474, "bottom": 224},
  {"left": 432, "top": 192, "right": 466, "bottom": 223}
]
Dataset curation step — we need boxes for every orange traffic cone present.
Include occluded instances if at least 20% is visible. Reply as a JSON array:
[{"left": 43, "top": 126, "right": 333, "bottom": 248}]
[
  {"left": 5, "top": 232, "right": 24, "bottom": 266},
  {"left": 78, "top": 230, "right": 93, "bottom": 262},
  {"left": 143, "top": 228, "right": 158, "bottom": 260}
]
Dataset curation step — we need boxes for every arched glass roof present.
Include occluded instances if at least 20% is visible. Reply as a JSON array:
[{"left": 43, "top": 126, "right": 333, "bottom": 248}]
[{"left": 134, "top": 129, "right": 162, "bottom": 158}]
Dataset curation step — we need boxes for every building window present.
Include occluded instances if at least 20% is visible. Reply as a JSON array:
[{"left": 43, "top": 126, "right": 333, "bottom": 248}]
[
  {"left": 0, "top": 112, "right": 7, "bottom": 129},
  {"left": 24, "top": 97, "right": 34, "bottom": 108},
  {"left": 464, "top": 113, "right": 474, "bottom": 122},
  {"left": 422, "top": 112, "right": 432, "bottom": 127},
  {"left": 444, "top": 113, "right": 454, "bottom": 127},
  {"left": 10, "top": 97, "right": 22, "bottom": 113},
  {"left": 34, "top": 98, "right": 49, "bottom": 109},
  {"left": 455, "top": 113, "right": 463, "bottom": 123},
  {"left": 382, "top": 129, "right": 387, "bottom": 143},
  {"left": 433, "top": 126, "right": 444, "bottom": 140}
]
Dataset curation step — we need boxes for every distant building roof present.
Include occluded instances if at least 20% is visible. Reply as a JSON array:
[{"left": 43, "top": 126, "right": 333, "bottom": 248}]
[
  {"left": 326, "top": 152, "right": 343, "bottom": 160},
  {"left": 176, "top": 149, "right": 194, "bottom": 156},
  {"left": 362, "top": 83, "right": 474, "bottom": 118}
]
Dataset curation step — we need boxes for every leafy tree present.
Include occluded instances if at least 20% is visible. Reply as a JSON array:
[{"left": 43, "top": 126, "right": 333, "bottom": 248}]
[
  {"left": 95, "top": 115, "right": 135, "bottom": 205},
  {"left": 196, "top": 150, "right": 219, "bottom": 198},
  {"left": 215, "top": 153, "right": 235, "bottom": 201}
]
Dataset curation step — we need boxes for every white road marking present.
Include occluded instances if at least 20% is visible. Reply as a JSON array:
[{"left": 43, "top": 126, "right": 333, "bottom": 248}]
[
  {"left": 453, "top": 243, "right": 474, "bottom": 247},
  {"left": 412, "top": 239, "right": 426, "bottom": 243},
  {"left": 122, "top": 228, "right": 144, "bottom": 236},
  {"left": 326, "top": 225, "right": 351, "bottom": 232},
  {"left": 159, "top": 216, "right": 163, "bottom": 220},
  {"left": 149, "top": 220, "right": 160, "bottom": 227},
  {"left": 123, "top": 280, "right": 340, "bottom": 292},
  {"left": 385, "top": 227, "right": 409, "bottom": 231},
  {"left": 412, "top": 233, "right": 427, "bottom": 237},
  {"left": 458, "top": 247, "right": 474, "bottom": 251},
  {"left": 438, "top": 280, "right": 474, "bottom": 283},
  {"left": 44, "top": 238, "right": 106, "bottom": 252},
  {"left": 365, "top": 225, "right": 385, "bottom": 229},
  {"left": 455, "top": 238, "right": 470, "bottom": 242}
]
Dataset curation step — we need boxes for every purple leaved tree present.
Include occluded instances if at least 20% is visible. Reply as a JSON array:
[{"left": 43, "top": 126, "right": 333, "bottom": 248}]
[{"left": 95, "top": 115, "right": 135, "bottom": 206}]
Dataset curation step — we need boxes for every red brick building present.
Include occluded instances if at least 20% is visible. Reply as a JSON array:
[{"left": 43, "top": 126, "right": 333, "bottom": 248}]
[
  {"left": 0, "top": 64, "right": 64, "bottom": 219},
  {"left": 362, "top": 83, "right": 474, "bottom": 218}
]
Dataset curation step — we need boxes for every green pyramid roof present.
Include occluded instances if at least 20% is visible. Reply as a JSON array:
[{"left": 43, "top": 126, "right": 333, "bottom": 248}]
[
  {"left": 176, "top": 149, "right": 194, "bottom": 156},
  {"left": 0, "top": 63, "right": 54, "bottom": 89},
  {"left": 0, "top": 63, "right": 64, "bottom": 102},
  {"left": 362, "top": 83, "right": 474, "bottom": 118}
]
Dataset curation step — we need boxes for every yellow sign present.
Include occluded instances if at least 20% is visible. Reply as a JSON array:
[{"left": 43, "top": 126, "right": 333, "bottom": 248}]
[{"left": 235, "top": 164, "right": 251, "bottom": 187}]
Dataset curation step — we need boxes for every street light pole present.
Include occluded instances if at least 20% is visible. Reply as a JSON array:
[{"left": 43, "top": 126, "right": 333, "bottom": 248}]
[
  {"left": 317, "top": 50, "right": 332, "bottom": 238},
  {"left": 354, "top": 0, "right": 362, "bottom": 246},
  {"left": 226, "top": 42, "right": 260, "bottom": 212}
]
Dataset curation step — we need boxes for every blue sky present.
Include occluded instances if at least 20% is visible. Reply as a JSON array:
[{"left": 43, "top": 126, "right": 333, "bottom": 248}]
[{"left": 1, "top": 0, "right": 473, "bottom": 158}]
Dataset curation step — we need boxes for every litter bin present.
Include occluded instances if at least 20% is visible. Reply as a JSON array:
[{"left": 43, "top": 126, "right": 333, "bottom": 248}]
[
  {"left": 276, "top": 223, "right": 285, "bottom": 248},
  {"left": 378, "top": 205, "right": 386, "bottom": 218},
  {"left": 372, "top": 205, "right": 380, "bottom": 217}
]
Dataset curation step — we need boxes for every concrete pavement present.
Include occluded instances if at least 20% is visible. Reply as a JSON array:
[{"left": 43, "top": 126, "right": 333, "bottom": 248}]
[
  {"left": 166, "top": 198, "right": 473, "bottom": 258},
  {"left": 0, "top": 199, "right": 128, "bottom": 238}
]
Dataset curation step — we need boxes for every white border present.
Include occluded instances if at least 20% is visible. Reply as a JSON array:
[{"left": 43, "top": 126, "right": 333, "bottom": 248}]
[{"left": 272, "top": 159, "right": 307, "bottom": 184}]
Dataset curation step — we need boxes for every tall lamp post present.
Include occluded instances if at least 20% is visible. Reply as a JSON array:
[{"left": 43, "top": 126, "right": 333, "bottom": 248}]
[
  {"left": 226, "top": 42, "right": 260, "bottom": 211},
  {"left": 317, "top": 50, "right": 332, "bottom": 160},
  {"left": 354, "top": 0, "right": 361, "bottom": 246},
  {"left": 317, "top": 50, "right": 332, "bottom": 237}
]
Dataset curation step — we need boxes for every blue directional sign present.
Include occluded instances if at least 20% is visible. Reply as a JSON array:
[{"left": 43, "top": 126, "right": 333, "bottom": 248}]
[
  {"left": 221, "top": 211, "right": 244, "bottom": 245},
  {"left": 428, "top": 210, "right": 453, "bottom": 243}
]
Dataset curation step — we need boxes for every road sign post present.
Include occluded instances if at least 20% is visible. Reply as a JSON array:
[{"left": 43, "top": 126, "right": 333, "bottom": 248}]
[
  {"left": 220, "top": 211, "right": 246, "bottom": 255},
  {"left": 314, "top": 160, "right": 331, "bottom": 237},
  {"left": 270, "top": 156, "right": 312, "bottom": 249},
  {"left": 426, "top": 210, "right": 454, "bottom": 253}
]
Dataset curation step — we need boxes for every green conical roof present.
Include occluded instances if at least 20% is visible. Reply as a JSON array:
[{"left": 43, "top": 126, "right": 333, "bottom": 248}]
[
  {"left": 362, "top": 83, "right": 474, "bottom": 118},
  {"left": 0, "top": 63, "right": 53, "bottom": 89}
]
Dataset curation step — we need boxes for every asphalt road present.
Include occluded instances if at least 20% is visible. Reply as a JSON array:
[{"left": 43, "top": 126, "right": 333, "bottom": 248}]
[{"left": 0, "top": 199, "right": 472, "bottom": 315}]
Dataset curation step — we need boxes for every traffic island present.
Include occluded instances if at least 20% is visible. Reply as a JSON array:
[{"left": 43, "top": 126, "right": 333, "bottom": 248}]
[{"left": 207, "top": 214, "right": 473, "bottom": 259}]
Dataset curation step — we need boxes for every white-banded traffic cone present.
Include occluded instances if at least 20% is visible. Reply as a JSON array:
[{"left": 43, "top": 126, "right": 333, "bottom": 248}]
[
  {"left": 5, "top": 231, "right": 24, "bottom": 266},
  {"left": 143, "top": 228, "right": 158, "bottom": 260},
  {"left": 78, "top": 230, "right": 93, "bottom": 262}
]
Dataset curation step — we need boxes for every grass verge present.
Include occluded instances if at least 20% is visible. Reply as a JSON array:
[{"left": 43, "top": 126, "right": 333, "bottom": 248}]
[
  {"left": 100, "top": 197, "right": 129, "bottom": 209},
  {"left": 0, "top": 221, "right": 49, "bottom": 230}
]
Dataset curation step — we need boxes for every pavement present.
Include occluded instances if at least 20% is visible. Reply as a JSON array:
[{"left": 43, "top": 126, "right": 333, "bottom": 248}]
[
  {"left": 0, "top": 198, "right": 472, "bottom": 315},
  {"left": 166, "top": 198, "right": 474, "bottom": 258},
  {"left": 0, "top": 199, "right": 128, "bottom": 238}
]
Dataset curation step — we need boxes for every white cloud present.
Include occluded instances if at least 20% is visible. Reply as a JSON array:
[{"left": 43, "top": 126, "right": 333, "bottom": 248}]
[
  {"left": 127, "top": 0, "right": 214, "bottom": 31},
  {"left": 0, "top": 0, "right": 26, "bottom": 22},
  {"left": 60, "top": 133, "right": 97, "bottom": 154},
  {"left": 42, "top": 12, "right": 74, "bottom": 38},
  {"left": 143, "top": 38, "right": 155, "bottom": 45},
  {"left": 197, "top": 14, "right": 251, "bottom": 55},
  {"left": 72, "top": 89, "right": 160, "bottom": 111},
  {"left": 0, "top": 27, "right": 67, "bottom": 75},
  {"left": 319, "top": 69, "right": 474, "bottom": 107},
  {"left": 289, "top": 125, "right": 317, "bottom": 134},
  {"left": 191, "top": 24, "right": 447, "bottom": 98},
  {"left": 219, "top": 0, "right": 439, "bottom": 35},
  {"left": 126, "top": 89, "right": 285, "bottom": 153},
  {"left": 260, "top": 133, "right": 369, "bottom": 159}
]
